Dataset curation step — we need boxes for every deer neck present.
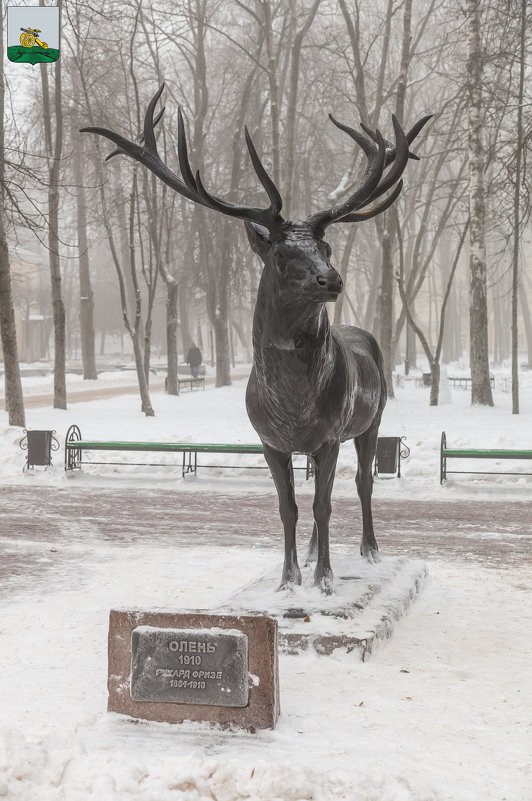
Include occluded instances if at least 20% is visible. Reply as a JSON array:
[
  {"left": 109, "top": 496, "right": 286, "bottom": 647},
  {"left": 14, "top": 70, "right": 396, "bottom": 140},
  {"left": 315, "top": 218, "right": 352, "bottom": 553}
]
[{"left": 252, "top": 272, "right": 333, "bottom": 373}]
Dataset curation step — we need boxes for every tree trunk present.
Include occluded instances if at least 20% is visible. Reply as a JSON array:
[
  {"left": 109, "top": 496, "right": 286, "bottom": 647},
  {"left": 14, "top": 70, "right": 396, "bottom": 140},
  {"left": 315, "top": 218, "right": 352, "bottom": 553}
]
[
  {"left": 72, "top": 139, "right": 96, "bottom": 380},
  {"left": 204, "top": 225, "right": 231, "bottom": 387},
  {"left": 165, "top": 281, "right": 179, "bottom": 395},
  {"left": 128, "top": 172, "right": 154, "bottom": 416},
  {"left": 429, "top": 361, "right": 440, "bottom": 406},
  {"left": 143, "top": 318, "right": 152, "bottom": 384},
  {"left": 510, "top": 0, "right": 526, "bottom": 413},
  {"left": 178, "top": 267, "right": 192, "bottom": 359},
  {"left": 406, "top": 318, "right": 417, "bottom": 372},
  {"left": 467, "top": 0, "right": 494, "bottom": 406},
  {"left": 213, "top": 315, "right": 231, "bottom": 386},
  {"left": 262, "top": 0, "right": 281, "bottom": 188},
  {"left": 284, "top": 0, "right": 321, "bottom": 214},
  {"left": 40, "top": 0, "right": 66, "bottom": 409},
  {"left": 210, "top": 327, "right": 215, "bottom": 367},
  {"left": 0, "top": 11, "right": 24, "bottom": 427},
  {"left": 520, "top": 286, "right": 532, "bottom": 369},
  {"left": 130, "top": 297, "right": 154, "bottom": 416},
  {"left": 0, "top": 218, "right": 25, "bottom": 426},
  {"left": 333, "top": 228, "right": 356, "bottom": 326},
  {"left": 379, "top": 220, "right": 395, "bottom": 398}
]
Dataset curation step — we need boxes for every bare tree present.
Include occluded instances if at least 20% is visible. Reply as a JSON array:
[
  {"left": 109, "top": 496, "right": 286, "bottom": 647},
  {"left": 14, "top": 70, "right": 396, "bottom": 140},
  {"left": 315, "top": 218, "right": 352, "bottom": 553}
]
[
  {"left": 39, "top": 0, "right": 66, "bottom": 409},
  {"left": 72, "top": 5, "right": 155, "bottom": 415},
  {"left": 0, "top": 6, "right": 24, "bottom": 426},
  {"left": 467, "top": 0, "right": 494, "bottom": 405},
  {"left": 397, "top": 219, "right": 469, "bottom": 404},
  {"left": 510, "top": 0, "right": 527, "bottom": 413},
  {"left": 72, "top": 131, "right": 97, "bottom": 380}
]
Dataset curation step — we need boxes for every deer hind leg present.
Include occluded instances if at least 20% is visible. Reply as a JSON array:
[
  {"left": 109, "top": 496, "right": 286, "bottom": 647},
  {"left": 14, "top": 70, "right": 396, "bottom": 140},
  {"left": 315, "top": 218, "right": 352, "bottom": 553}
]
[
  {"left": 311, "top": 440, "right": 340, "bottom": 595},
  {"left": 262, "top": 443, "right": 301, "bottom": 590},
  {"left": 304, "top": 457, "right": 318, "bottom": 565},
  {"left": 354, "top": 422, "right": 380, "bottom": 563},
  {"left": 304, "top": 522, "right": 318, "bottom": 566}
]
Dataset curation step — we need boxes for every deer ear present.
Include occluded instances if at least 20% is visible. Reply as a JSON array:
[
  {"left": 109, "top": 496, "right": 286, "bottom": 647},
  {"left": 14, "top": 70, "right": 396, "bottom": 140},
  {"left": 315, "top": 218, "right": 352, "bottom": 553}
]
[{"left": 245, "top": 221, "right": 271, "bottom": 259}]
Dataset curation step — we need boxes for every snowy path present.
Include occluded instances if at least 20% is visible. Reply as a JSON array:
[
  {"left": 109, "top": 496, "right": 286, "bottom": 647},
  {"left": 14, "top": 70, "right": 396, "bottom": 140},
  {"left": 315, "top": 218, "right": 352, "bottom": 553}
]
[
  {"left": 1, "top": 485, "right": 529, "bottom": 601},
  {"left": 0, "top": 370, "right": 250, "bottom": 409}
]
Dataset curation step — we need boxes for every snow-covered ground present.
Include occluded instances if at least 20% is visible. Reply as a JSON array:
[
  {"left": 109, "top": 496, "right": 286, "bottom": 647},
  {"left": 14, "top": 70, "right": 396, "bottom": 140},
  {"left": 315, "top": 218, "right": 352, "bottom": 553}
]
[
  {"left": 0, "top": 369, "right": 531, "bottom": 800},
  {"left": 2, "top": 365, "right": 532, "bottom": 499}
]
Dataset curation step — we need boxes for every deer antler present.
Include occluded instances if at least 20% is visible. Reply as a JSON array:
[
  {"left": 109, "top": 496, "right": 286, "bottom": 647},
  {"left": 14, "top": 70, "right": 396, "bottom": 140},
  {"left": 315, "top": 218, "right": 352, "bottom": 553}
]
[
  {"left": 81, "top": 85, "right": 198, "bottom": 205},
  {"left": 81, "top": 84, "right": 285, "bottom": 233},
  {"left": 307, "top": 114, "right": 432, "bottom": 232}
]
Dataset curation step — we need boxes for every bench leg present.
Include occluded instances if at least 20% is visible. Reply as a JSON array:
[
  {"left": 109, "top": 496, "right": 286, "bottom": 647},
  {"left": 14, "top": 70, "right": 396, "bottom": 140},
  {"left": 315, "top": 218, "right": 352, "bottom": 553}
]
[
  {"left": 440, "top": 432, "right": 446, "bottom": 484},
  {"left": 397, "top": 439, "right": 401, "bottom": 478},
  {"left": 182, "top": 450, "right": 197, "bottom": 477}
]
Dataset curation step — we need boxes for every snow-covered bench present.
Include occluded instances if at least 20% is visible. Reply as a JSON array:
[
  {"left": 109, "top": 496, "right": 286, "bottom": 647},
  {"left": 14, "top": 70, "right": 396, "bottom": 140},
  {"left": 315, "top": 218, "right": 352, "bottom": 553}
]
[
  {"left": 440, "top": 431, "right": 532, "bottom": 483},
  {"left": 64, "top": 424, "right": 312, "bottom": 479}
]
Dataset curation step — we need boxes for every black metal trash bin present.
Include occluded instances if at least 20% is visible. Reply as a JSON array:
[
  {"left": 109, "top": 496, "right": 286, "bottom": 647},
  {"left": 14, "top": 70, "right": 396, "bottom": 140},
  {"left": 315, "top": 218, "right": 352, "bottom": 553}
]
[
  {"left": 20, "top": 429, "right": 60, "bottom": 471},
  {"left": 373, "top": 436, "right": 411, "bottom": 478}
]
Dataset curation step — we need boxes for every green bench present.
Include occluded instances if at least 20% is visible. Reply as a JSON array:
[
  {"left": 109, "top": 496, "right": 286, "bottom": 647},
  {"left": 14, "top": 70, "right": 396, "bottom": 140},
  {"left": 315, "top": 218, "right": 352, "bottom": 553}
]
[
  {"left": 64, "top": 425, "right": 313, "bottom": 478},
  {"left": 440, "top": 431, "right": 532, "bottom": 483}
]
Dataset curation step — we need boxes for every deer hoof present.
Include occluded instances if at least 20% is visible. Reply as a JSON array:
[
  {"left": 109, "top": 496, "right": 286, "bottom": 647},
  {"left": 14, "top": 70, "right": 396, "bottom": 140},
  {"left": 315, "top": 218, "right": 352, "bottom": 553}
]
[
  {"left": 277, "top": 567, "right": 302, "bottom": 591},
  {"left": 314, "top": 567, "right": 334, "bottom": 595},
  {"left": 360, "top": 543, "right": 380, "bottom": 564},
  {"left": 319, "top": 576, "right": 334, "bottom": 595}
]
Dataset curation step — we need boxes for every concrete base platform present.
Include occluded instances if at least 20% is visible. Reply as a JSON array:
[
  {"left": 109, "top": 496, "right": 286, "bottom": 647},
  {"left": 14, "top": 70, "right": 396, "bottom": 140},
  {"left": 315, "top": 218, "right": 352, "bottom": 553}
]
[{"left": 226, "top": 554, "right": 428, "bottom": 660}]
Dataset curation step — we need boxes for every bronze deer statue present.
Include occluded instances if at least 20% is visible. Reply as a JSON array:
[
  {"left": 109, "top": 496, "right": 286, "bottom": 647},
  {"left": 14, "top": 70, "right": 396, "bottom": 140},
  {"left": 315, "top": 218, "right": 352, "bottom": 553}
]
[{"left": 82, "top": 85, "right": 430, "bottom": 594}]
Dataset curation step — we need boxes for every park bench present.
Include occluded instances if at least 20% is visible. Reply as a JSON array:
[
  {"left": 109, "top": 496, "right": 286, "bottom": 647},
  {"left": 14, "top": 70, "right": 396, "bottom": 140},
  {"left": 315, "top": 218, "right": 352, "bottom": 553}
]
[
  {"left": 64, "top": 424, "right": 313, "bottom": 479},
  {"left": 177, "top": 375, "right": 205, "bottom": 391},
  {"left": 440, "top": 431, "right": 532, "bottom": 483},
  {"left": 418, "top": 373, "right": 495, "bottom": 389},
  {"left": 447, "top": 373, "right": 495, "bottom": 390},
  {"left": 175, "top": 364, "right": 206, "bottom": 392}
]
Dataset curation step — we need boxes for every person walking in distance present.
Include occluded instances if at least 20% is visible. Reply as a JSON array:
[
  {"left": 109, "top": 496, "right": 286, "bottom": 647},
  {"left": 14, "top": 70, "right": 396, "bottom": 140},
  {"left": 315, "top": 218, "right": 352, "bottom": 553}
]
[{"left": 186, "top": 342, "right": 202, "bottom": 378}]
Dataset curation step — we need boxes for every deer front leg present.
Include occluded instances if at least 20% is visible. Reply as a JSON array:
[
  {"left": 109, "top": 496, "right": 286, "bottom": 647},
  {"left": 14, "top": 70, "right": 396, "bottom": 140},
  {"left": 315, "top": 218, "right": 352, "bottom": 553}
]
[
  {"left": 311, "top": 440, "right": 340, "bottom": 595},
  {"left": 354, "top": 422, "right": 381, "bottom": 563},
  {"left": 262, "top": 444, "right": 301, "bottom": 590}
]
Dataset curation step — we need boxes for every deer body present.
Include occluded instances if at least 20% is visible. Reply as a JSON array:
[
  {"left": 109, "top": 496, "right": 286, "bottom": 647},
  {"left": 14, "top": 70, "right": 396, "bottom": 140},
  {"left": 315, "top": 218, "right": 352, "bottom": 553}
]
[
  {"left": 82, "top": 85, "right": 429, "bottom": 593},
  {"left": 243, "top": 222, "right": 386, "bottom": 591},
  {"left": 247, "top": 248, "right": 385, "bottom": 455}
]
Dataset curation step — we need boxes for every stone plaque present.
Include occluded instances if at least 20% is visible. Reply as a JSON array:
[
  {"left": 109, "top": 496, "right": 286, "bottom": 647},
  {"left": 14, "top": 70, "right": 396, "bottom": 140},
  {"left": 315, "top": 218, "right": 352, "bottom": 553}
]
[
  {"left": 108, "top": 611, "right": 279, "bottom": 731},
  {"left": 130, "top": 626, "right": 248, "bottom": 707}
]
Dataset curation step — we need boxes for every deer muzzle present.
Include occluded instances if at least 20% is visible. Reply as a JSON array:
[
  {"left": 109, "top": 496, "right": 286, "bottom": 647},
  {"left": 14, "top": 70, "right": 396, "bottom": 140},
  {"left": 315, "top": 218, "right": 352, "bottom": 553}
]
[{"left": 316, "top": 271, "right": 343, "bottom": 297}]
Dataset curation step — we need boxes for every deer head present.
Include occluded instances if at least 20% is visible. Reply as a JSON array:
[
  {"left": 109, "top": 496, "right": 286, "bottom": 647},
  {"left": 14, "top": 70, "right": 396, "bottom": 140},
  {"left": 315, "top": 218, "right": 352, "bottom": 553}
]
[{"left": 81, "top": 84, "right": 430, "bottom": 306}]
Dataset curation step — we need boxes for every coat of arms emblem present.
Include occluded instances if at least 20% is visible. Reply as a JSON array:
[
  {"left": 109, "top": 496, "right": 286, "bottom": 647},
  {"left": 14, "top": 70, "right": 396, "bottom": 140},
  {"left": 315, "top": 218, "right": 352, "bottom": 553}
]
[{"left": 7, "top": 6, "right": 60, "bottom": 65}]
